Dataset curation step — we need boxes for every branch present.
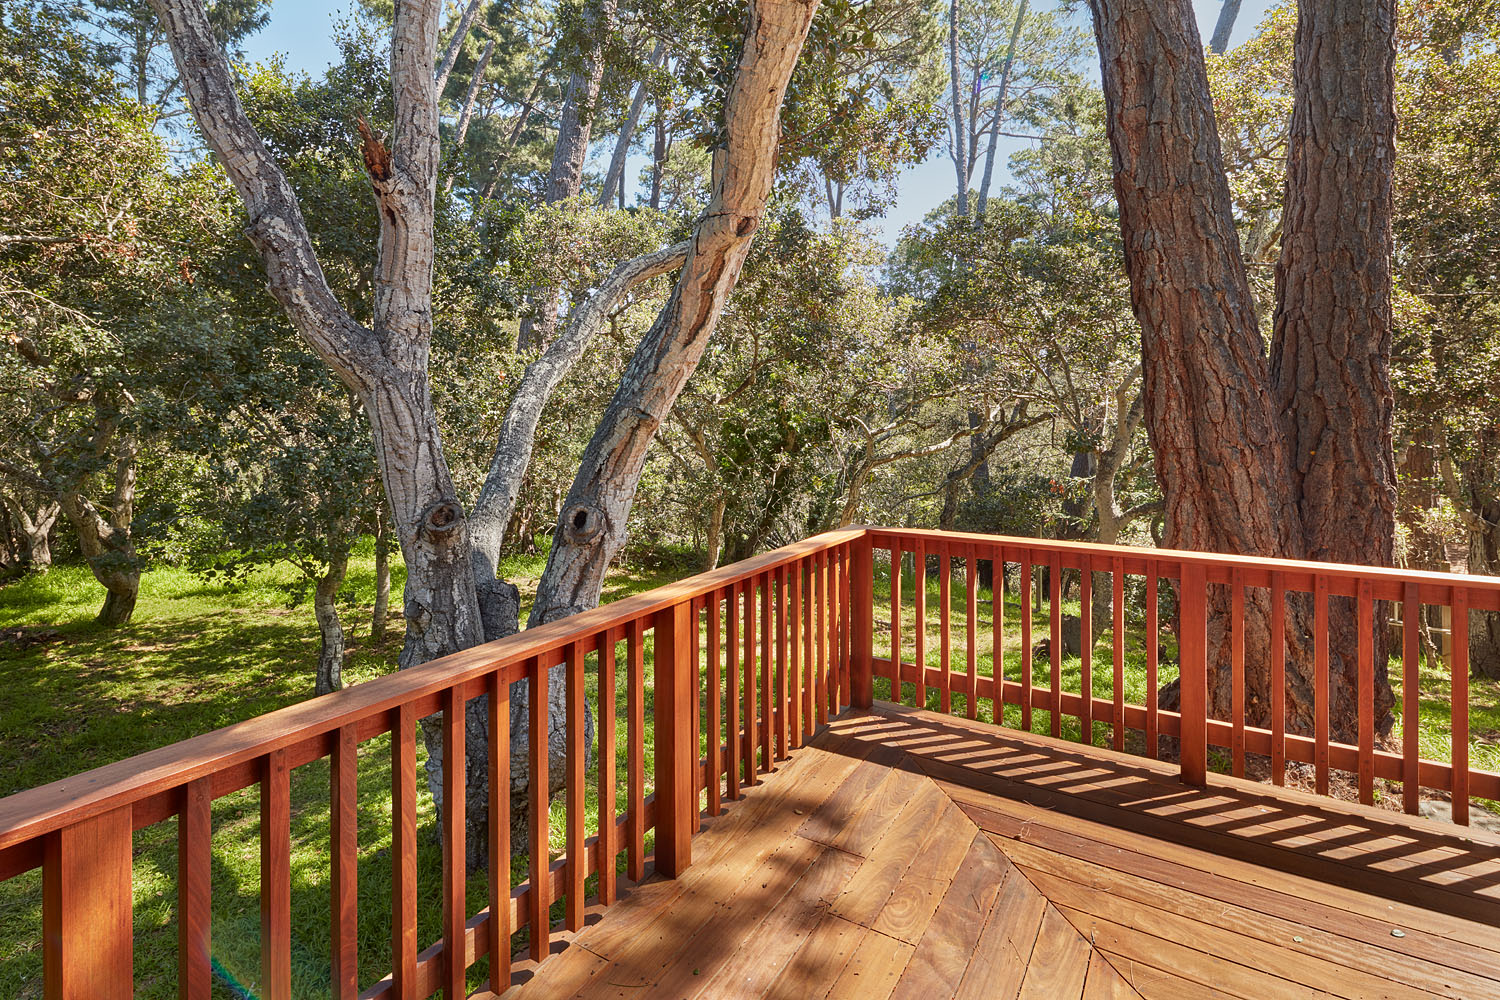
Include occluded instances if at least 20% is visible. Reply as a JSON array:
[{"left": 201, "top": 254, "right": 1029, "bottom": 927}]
[
  {"left": 147, "top": 0, "right": 372, "bottom": 386},
  {"left": 469, "top": 239, "right": 692, "bottom": 577}
]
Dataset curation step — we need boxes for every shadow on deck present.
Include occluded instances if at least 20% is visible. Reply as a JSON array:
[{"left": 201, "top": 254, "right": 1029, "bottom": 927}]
[{"left": 497, "top": 705, "right": 1500, "bottom": 1000}]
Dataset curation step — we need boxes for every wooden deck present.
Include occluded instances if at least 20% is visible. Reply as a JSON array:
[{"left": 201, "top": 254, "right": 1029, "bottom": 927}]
[{"left": 497, "top": 705, "right": 1500, "bottom": 1000}]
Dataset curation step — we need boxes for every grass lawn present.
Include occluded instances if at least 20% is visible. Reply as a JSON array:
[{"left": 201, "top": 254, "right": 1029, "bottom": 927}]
[{"left": 1, "top": 543, "right": 1495, "bottom": 997}]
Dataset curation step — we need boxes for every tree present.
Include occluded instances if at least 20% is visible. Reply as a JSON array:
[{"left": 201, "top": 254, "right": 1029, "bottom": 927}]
[{"left": 1086, "top": 0, "right": 1398, "bottom": 739}]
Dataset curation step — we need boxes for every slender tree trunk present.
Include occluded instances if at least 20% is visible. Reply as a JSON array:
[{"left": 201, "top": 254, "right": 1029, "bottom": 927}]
[
  {"left": 650, "top": 101, "right": 668, "bottom": 210},
  {"left": 1270, "top": 0, "right": 1399, "bottom": 735},
  {"left": 973, "top": 0, "right": 1028, "bottom": 220},
  {"left": 315, "top": 548, "right": 350, "bottom": 695},
  {"left": 517, "top": 0, "right": 617, "bottom": 352},
  {"left": 1208, "top": 0, "right": 1243, "bottom": 54},
  {"left": 704, "top": 495, "right": 725, "bottom": 571},
  {"left": 435, "top": 0, "right": 486, "bottom": 96},
  {"left": 948, "top": 0, "right": 969, "bottom": 217},
  {"left": 2, "top": 497, "right": 58, "bottom": 570},
  {"left": 529, "top": 0, "right": 820, "bottom": 624},
  {"left": 599, "top": 41, "right": 665, "bottom": 207},
  {"left": 1087, "top": 0, "right": 1316, "bottom": 732},
  {"left": 372, "top": 503, "right": 391, "bottom": 642},
  {"left": 1471, "top": 520, "right": 1500, "bottom": 679}
]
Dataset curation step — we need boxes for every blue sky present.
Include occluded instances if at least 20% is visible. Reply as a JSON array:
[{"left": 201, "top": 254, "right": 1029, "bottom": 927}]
[{"left": 241, "top": 0, "right": 1276, "bottom": 245}]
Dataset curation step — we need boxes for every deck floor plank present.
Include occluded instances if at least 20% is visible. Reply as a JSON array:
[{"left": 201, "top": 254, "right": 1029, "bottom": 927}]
[{"left": 505, "top": 707, "right": 1500, "bottom": 1000}]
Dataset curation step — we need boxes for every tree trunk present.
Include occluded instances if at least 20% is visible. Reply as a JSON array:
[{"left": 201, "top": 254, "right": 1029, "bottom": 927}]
[
  {"left": 948, "top": 0, "right": 969, "bottom": 216},
  {"left": 599, "top": 41, "right": 665, "bottom": 207},
  {"left": 1208, "top": 0, "right": 1243, "bottom": 54},
  {"left": 152, "top": 0, "right": 494, "bottom": 866},
  {"left": 2, "top": 497, "right": 59, "bottom": 570},
  {"left": 372, "top": 504, "right": 391, "bottom": 643},
  {"left": 529, "top": 0, "right": 818, "bottom": 627},
  {"left": 516, "top": 0, "right": 617, "bottom": 353},
  {"left": 973, "top": 0, "right": 1028, "bottom": 220},
  {"left": 315, "top": 548, "right": 350, "bottom": 695},
  {"left": 704, "top": 494, "right": 725, "bottom": 571},
  {"left": 1087, "top": 0, "right": 1316, "bottom": 732},
  {"left": 1468, "top": 519, "right": 1500, "bottom": 679},
  {"left": 1270, "top": 0, "right": 1399, "bottom": 735},
  {"left": 650, "top": 100, "right": 668, "bottom": 210}
]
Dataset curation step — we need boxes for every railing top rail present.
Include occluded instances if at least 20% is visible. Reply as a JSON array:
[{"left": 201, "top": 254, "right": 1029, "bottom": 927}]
[
  {"left": 0, "top": 527, "right": 864, "bottom": 852},
  {"left": 866, "top": 526, "right": 1500, "bottom": 596}
]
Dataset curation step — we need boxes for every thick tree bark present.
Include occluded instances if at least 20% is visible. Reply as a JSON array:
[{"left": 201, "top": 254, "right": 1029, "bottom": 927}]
[
  {"left": 1270, "top": 0, "right": 1399, "bottom": 733},
  {"left": 516, "top": 0, "right": 617, "bottom": 353},
  {"left": 314, "top": 547, "right": 350, "bottom": 695},
  {"left": 1087, "top": 0, "right": 1316, "bottom": 732}
]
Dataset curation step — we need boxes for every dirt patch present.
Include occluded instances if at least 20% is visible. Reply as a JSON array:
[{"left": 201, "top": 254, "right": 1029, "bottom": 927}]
[{"left": 0, "top": 627, "right": 64, "bottom": 651}]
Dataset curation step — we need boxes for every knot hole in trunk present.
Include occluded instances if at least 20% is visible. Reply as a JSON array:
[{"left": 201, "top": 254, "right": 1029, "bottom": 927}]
[
  {"left": 563, "top": 503, "right": 605, "bottom": 546},
  {"left": 418, "top": 499, "right": 465, "bottom": 541}
]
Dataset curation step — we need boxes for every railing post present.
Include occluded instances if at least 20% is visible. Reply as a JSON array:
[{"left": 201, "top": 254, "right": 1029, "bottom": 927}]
[
  {"left": 653, "top": 600, "right": 694, "bottom": 877},
  {"left": 43, "top": 805, "right": 133, "bottom": 999},
  {"left": 851, "top": 533, "right": 874, "bottom": 709},
  {"left": 1179, "top": 562, "right": 1208, "bottom": 786}
]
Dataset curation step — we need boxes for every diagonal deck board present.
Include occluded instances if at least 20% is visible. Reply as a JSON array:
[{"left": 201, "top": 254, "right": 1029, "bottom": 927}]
[{"left": 498, "top": 706, "right": 1500, "bottom": 1000}]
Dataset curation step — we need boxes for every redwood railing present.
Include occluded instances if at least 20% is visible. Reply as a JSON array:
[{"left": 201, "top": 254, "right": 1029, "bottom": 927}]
[
  {"left": 2, "top": 526, "right": 1497, "bottom": 998},
  {"left": 865, "top": 528, "right": 1500, "bottom": 824}
]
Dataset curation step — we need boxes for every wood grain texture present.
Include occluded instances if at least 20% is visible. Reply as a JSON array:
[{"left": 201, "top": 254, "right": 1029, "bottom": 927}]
[
  {"left": 441, "top": 687, "right": 467, "bottom": 997},
  {"left": 179, "top": 778, "right": 213, "bottom": 1000},
  {"left": 261, "top": 748, "right": 292, "bottom": 1000},
  {"left": 43, "top": 804, "right": 133, "bottom": 1000}
]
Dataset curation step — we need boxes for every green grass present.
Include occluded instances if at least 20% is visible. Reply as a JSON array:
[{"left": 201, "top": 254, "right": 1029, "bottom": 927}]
[
  {"left": 0, "top": 541, "right": 687, "bottom": 999},
  {"left": 3, "top": 545, "right": 1497, "bottom": 997}
]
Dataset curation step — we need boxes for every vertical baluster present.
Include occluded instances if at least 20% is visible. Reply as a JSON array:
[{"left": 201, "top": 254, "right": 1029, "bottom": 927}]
[
  {"left": 1315, "top": 575, "right": 1331, "bottom": 796},
  {"left": 42, "top": 805, "right": 133, "bottom": 999},
  {"left": 528, "top": 658, "right": 551, "bottom": 959},
  {"left": 1232, "top": 569, "right": 1246, "bottom": 779},
  {"left": 691, "top": 599, "right": 703, "bottom": 819},
  {"left": 1080, "top": 555, "right": 1092, "bottom": 742},
  {"left": 1271, "top": 572, "right": 1286, "bottom": 785},
  {"left": 777, "top": 566, "right": 789, "bottom": 754},
  {"left": 565, "top": 641, "right": 586, "bottom": 930},
  {"left": 1180, "top": 564, "right": 1208, "bottom": 786},
  {"left": 744, "top": 577, "right": 758, "bottom": 785},
  {"left": 1402, "top": 581, "right": 1420, "bottom": 814},
  {"left": 1146, "top": 566, "right": 1159, "bottom": 758},
  {"left": 765, "top": 571, "right": 779, "bottom": 759},
  {"left": 598, "top": 633, "right": 618, "bottom": 903},
  {"left": 1021, "top": 554, "right": 1033, "bottom": 733},
  {"left": 802, "top": 560, "right": 814, "bottom": 739},
  {"left": 790, "top": 565, "right": 803, "bottom": 747},
  {"left": 1112, "top": 557, "right": 1125, "bottom": 752},
  {"left": 487, "top": 670, "right": 511, "bottom": 993},
  {"left": 442, "top": 686, "right": 467, "bottom": 997},
  {"left": 708, "top": 595, "right": 723, "bottom": 814},
  {"left": 261, "top": 749, "right": 292, "bottom": 1000},
  {"left": 727, "top": 582, "right": 742, "bottom": 800},
  {"left": 627, "top": 624, "right": 645, "bottom": 881},
  {"left": 842, "top": 544, "right": 853, "bottom": 708},
  {"left": 830, "top": 548, "right": 842, "bottom": 713},
  {"left": 966, "top": 549, "right": 978, "bottom": 719},
  {"left": 939, "top": 545, "right": 952, "bottom": 714},
  {"left": 390, "top": 702, "right": 418, "bottom": 995},
  {"left": 180, "top": 777, "right": 214, "bottom": 1000},
  {"left": 1453, "top": 586, "right": 1471, "bottom": 826},
  {"left": 1357, "top": 581, "right": 1374, "bottom": 805},
  {"left": 914, "top": 539, "right": 927, "bottom": 710},
  {"left": 1049, "top": 552, "right": 1062, "bottom": 738},
  {"left": 852, "top": 536, "right": 874, "bottom": 710},
  {"left": 891, "top": 543, "right": 902, "bottom": 704},
  {"left": 993, "top": 549, "right": 1004, "bottom": 723},
  {"left": 654, "top": 601, "right": 695, "bottom": 877},
  {"left": 822, "top": 548, "right": 834, "bottom": 719}
]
